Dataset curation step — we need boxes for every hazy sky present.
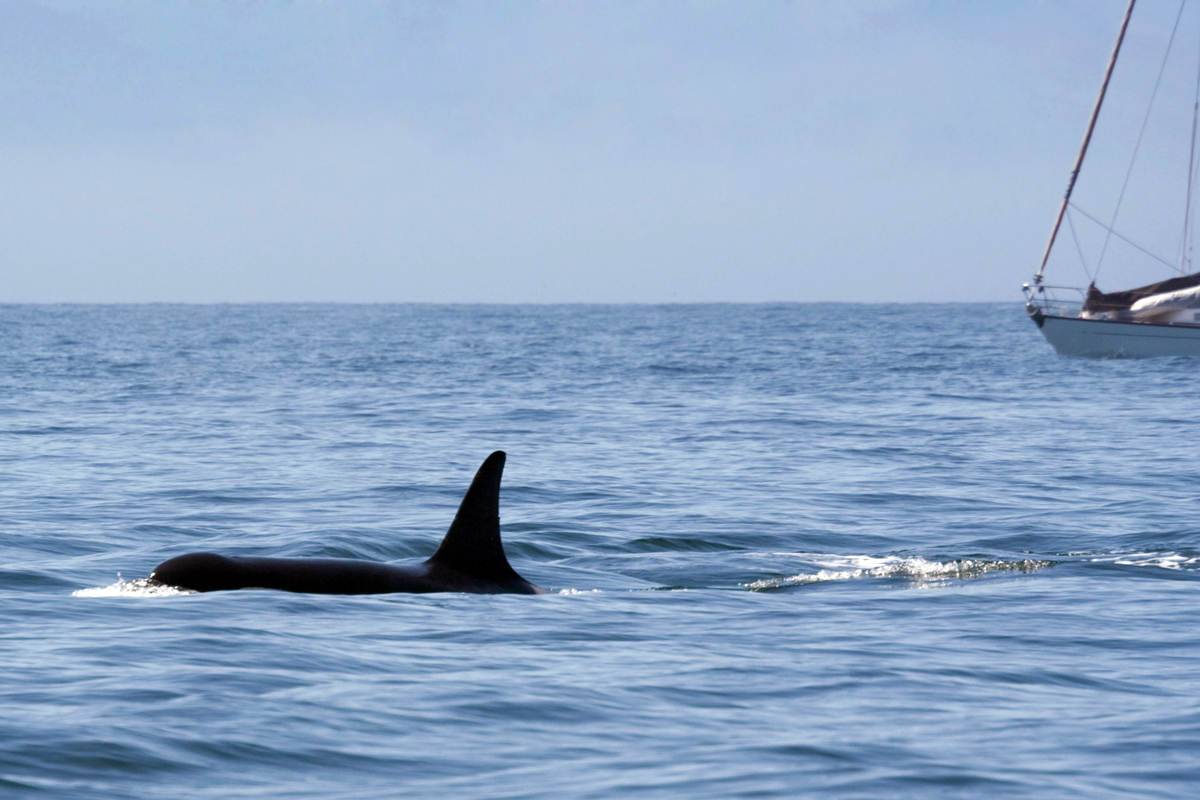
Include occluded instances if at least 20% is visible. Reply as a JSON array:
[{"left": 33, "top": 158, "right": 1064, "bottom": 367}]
[{"left": 1, "top": 0, "right": 1193, "bottom": 302}]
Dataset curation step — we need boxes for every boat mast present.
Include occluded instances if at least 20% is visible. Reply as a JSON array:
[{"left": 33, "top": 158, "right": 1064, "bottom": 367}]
[
  {"left": 1182, "top": 24, "right": 1200, "bottom": 274},
  {"left": 1035, "top": 0, "right": 1138, "bottom": 284}
]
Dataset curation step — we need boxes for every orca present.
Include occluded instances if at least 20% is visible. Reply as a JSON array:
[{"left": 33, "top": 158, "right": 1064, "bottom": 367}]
[{"left": 149, "top": 451, "right": 544, "bottom": 595}]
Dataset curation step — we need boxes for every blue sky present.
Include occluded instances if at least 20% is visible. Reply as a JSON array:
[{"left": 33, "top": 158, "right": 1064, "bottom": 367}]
[{"left": 0, "top": 0, "right": 1188, "bottom": 302}]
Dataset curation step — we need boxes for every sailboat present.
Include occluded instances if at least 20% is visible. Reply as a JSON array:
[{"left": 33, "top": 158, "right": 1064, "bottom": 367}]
[{"left": 1025, "top": 0, "right": 1200, "bottom": 357}]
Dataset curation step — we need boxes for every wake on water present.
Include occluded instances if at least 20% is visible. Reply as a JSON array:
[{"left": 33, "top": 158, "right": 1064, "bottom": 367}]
[
  {"left": 746, "top": 550, "right": 1200, "bottom": 591},
  {"left": 73, "top": 578, "right": 193, "bottom": 598},
  {"left": 746, "top": 554, "right": 1055, "bottom": 591}
]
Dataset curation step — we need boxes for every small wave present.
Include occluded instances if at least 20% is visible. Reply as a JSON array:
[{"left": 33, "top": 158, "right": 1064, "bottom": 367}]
[
  {"left": 1092, "top": 552, "right": 1200, "bottom": 571},
  {"left": 73, "top": 578, "right": 193, "bottom": 598},
  {"left": 747, "top": 555, "right": 1054, "bottom": 591}
]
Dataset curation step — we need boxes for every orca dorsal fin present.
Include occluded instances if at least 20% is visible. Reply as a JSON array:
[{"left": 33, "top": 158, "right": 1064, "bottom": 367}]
[{"left": 427, "top": 451, "right": 523, "bottom": 583}]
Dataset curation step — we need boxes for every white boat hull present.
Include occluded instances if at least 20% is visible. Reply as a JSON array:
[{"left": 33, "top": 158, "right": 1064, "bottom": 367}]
[{"left": 1031, "top": 309, "right": 1200, "bottom": 358}]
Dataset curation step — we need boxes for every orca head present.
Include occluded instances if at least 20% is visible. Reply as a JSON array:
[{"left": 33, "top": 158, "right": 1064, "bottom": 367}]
[{"left": 151, "top": 552, "right": 243, "bottom": 592}]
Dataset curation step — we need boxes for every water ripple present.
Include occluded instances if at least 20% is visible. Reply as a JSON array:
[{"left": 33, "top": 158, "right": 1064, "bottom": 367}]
[{"left": 2, "top": 304, "right": 1199, "bottom": 799}]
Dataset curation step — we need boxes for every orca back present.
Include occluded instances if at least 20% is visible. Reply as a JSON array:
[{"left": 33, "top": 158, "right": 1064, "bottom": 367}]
[{"left": 148, "top": 450, "right": 542, "bottom": 595}]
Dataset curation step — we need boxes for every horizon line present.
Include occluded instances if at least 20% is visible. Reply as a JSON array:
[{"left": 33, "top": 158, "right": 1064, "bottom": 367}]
[{"left": 0, "top": 299, "right": 1021, "bottom": 307}]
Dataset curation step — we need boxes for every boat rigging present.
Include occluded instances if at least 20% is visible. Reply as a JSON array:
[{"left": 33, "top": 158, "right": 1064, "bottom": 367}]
[{"left": 1025, "top": 0, "right": 1200, "bottom": 356}]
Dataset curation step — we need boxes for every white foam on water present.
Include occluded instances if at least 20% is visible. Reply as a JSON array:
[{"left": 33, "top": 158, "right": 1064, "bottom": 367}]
[
  {"left": 1092, "top": 552, "right": 1200, "bottom": 571},
  {"left": 747, "top": 555, "right": 1054, "bottom": 591},
  {"left": 73, "top": 578, "right": 193, "bottom": 598}
]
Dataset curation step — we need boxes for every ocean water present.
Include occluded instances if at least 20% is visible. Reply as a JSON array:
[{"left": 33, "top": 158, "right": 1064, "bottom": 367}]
[{"left": 2, "top": 303, "right": 1198, "bottom": 799}]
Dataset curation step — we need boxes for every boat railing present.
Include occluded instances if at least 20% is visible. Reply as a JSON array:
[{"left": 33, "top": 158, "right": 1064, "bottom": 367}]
[{"left": 1023, "top": 282, "right": 1085, "bottom": 318}]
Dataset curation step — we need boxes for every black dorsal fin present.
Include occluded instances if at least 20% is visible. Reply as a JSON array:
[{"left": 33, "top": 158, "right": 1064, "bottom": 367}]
[{"left": 427, "top": 451, "right": 523, "bottom": 583}]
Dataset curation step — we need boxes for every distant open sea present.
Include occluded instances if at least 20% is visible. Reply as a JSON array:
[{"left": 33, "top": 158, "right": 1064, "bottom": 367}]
[{"left": 2, "top": 303, "right": 1198, "bottom": 799}]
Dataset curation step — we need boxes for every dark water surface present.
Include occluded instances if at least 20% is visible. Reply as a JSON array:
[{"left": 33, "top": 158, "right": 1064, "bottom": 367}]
[{"left": 1, "top": 304, "right": 1197, "bottom": 798}]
